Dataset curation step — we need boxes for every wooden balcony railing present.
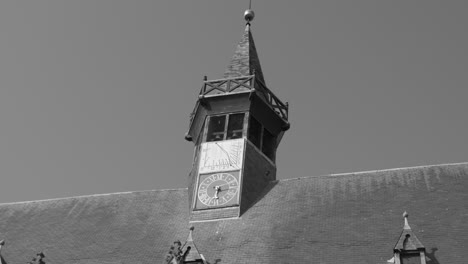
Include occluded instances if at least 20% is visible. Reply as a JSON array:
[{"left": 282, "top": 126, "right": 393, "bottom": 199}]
[
  {"left": 199, "top": 75, "right": 289, "bottom": 121},
  {"left": 199, "top": 75, "right": 254, "bottom": 96}
]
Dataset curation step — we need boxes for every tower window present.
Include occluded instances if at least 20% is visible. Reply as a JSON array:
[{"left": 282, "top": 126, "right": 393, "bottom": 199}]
[
  {"left": 227, "top": 113, "right": 245, "bottom": 140},
  {"left": 248, "top": 116, "right": 262, "bottom": 148},
  {"left": 206, "top": 113, "right": 246, "bottom": 142},
  {"left": 248, "top": 116, "right": 277, "bottom": 161},
  {"left": 207, "top": 115, "right": 226, "bottom": 142}
]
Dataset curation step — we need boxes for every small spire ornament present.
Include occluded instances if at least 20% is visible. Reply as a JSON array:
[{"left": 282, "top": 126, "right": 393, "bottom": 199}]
[
  {"left": 403, "top": 211, "right": 411, "bottom": 230},
  {"left": 244, "top": 0, "right": 255, "bottom": 23}
]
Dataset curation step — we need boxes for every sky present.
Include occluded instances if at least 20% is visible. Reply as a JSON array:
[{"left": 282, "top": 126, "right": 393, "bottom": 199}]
[{"left": 0, "top": 1, "right": 467, "bottom": 203}]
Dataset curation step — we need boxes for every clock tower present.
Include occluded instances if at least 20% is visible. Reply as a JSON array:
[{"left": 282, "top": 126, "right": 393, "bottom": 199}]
[{"left": 185, "top": 9, "right": 289, "bottom": 222}]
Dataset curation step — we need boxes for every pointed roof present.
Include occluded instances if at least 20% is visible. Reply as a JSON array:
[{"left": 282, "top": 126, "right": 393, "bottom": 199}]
[
  {"left": 182, "top": 227, "right": 203, "bottom": 262},
  {"left": 394, "top": 212, "right": 425, "bottom": 251},
  {"left": 224, "top": 23, "right": 265, "bottom": 86}
]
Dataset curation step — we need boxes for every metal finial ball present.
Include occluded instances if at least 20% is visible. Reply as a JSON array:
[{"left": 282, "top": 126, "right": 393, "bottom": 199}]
[{"left": 244, "top": 9, "right": 255, "bottom": 22}]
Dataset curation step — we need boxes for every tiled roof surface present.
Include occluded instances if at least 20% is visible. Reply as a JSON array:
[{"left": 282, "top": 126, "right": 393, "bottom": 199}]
[
  {"left": 0, "top": 162, "right": 467, "bottom": 264},
  {"left": 224, "top": 24, "right": 265, "bottom": 85}
]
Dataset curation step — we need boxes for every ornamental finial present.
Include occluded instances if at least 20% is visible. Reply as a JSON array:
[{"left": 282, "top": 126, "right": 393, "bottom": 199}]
[
  {"left": 403, "top": 211, "right": 411, "bottom": 230},
  {"left": 187, "top": 226, "right": 195, "bottom": 242},
  {"left": 244, "top": 0, "right": 255, "bottom": 23}
]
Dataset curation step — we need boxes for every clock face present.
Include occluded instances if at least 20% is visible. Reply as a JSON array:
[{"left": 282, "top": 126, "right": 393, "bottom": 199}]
[
  {"left": 196, "top": 172, "right": 240, "bottom": 208},
  {"left": 199, "top": 138, "right": 245, "bottom": 174}
]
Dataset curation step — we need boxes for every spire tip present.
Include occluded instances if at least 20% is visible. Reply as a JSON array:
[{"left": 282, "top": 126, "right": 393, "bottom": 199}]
[
  {"left": 244, "top": 9, "right": 255, "bottom": 23},
  {"left": 403, "top": 211, "right": 411, "bottom": 229}
]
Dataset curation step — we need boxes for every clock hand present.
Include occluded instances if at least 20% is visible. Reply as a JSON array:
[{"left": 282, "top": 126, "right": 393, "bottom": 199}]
[
  {"left": 215, "top": 184, "right": 237, "bottom": 193},
  {"left": 213, "top": 185, "right": 221, "bottom": 199},
  {"left": 217, "top": 183, "right": 233, "bottom": 189}
]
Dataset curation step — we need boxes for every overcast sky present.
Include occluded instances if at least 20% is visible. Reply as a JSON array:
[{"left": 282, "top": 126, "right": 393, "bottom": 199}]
[{"left": 0, "top": 1, "right": 467, "bottom": 203}]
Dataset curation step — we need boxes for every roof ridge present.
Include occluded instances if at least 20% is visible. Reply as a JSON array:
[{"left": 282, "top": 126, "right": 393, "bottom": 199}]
[
  {"left": 2, "top": 162, "right": 466, "bottom": 205},
  {"left": 280, "top": 161, "right": 468, "bottom": 182},
  {"left": 0, "top": 187, "right": 188, "bottom": 206}
]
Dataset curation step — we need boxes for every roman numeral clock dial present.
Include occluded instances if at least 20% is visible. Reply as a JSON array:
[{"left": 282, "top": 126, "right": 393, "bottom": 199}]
[{"left": 197, "top": 172, "right": 240, "bottom": 207}]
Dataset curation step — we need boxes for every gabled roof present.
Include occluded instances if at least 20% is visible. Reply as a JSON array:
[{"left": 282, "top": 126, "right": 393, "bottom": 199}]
[
  {"left": 181, "top": 227, "right": 202, "bottom": 262},
  {"left": 394, "top": 212, "right": 425, "bottom": 251},
  {"left": 0, "top": 162, "right": 467, "bottom": 264}
]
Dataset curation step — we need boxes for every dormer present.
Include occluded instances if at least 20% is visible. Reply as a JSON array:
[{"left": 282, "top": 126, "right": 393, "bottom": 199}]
[
  {"left": 391, "top": 212, "right": 427, "bottom": 264},
  {"left": 165, "top": 227, "right": 206, "bottom": 264}
]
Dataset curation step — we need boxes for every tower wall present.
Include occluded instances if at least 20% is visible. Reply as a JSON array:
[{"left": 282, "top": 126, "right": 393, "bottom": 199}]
[{"left": 240, "top": 140, "right": 276, "bottom": 215}]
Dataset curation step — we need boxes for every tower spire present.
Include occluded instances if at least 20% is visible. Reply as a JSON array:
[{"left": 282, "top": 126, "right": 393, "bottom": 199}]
[{"left": 224, "top": 6, "right": 265, "bottom": 86}]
